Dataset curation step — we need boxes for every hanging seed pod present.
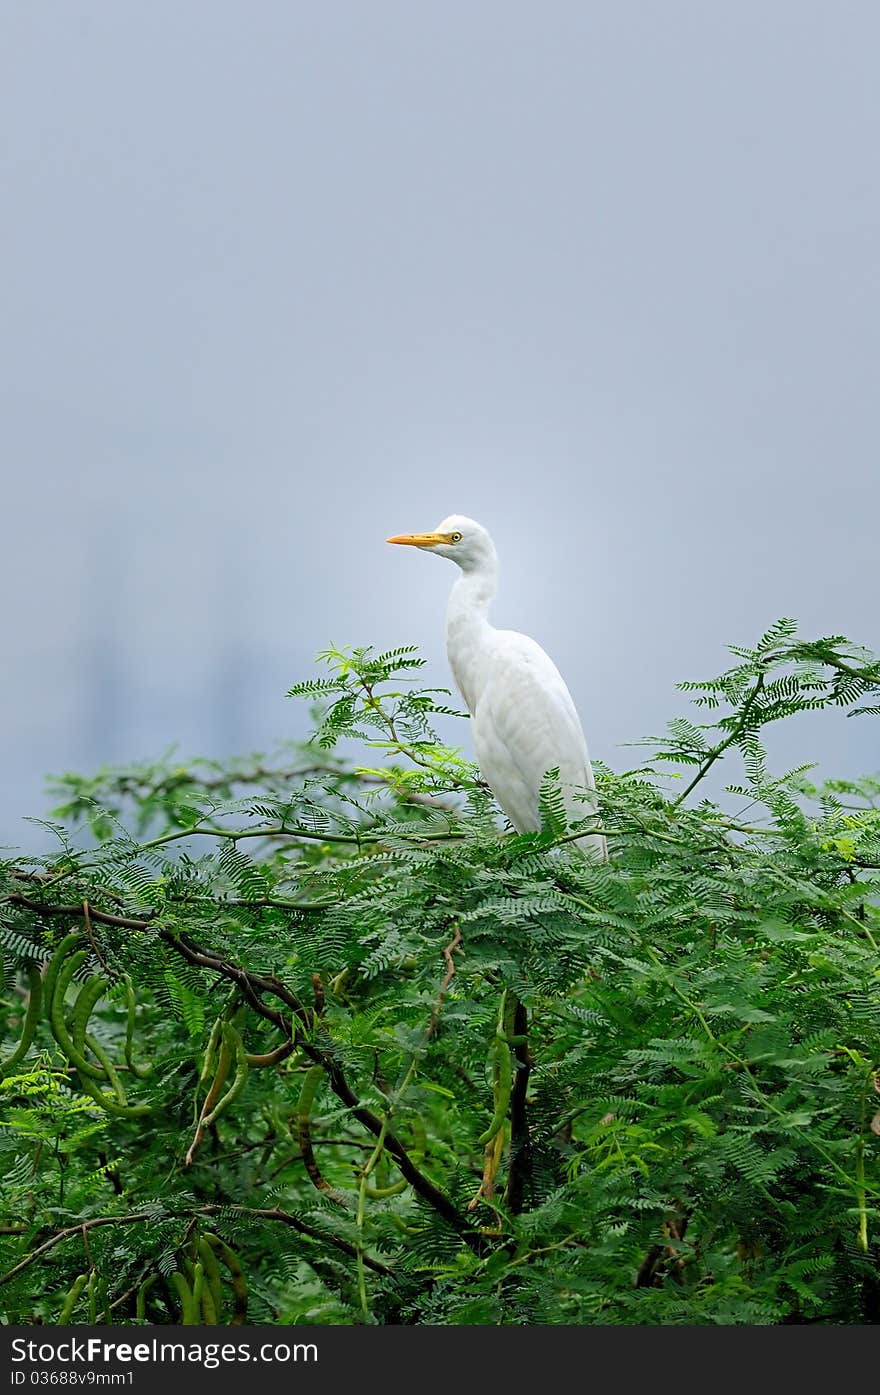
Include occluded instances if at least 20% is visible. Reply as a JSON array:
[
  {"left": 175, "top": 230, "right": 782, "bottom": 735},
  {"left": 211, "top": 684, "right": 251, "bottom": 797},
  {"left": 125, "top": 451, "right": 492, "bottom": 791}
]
[
  {"left": 0, "top": 963, "right": 42, "bottom": 1079},
  {"left": 79, "top": 1072, "right": 151, "bottom": 1118},
  {"left": 43, "top": 934, "right": 85, "bottom": 1016},
  {"left": 170, "top": 1270, "right": 199, "bottom": 1325},
  {"left": 365, "top": 1175, "right": 408, "bottom": 1198},
  {"left": 122, "top": 974, "right": 152, "bottom": 1078},
  {"left": 477, "top": 1034, "right": 513, "bottom": 1146},
  {"left": 57, "top": 1272, "right": 89, "bottom": 1325},
  {"left": 135, "top": 1273, "right": 158, "bottom": 1322},
  {"left": 190, "top": 1262, "right": 205, "bottom": 1321},
  {"left": 202, "top": 1024, "right": 248, "bottom": 1126},
  {"left": 83, "top": 1033, "right": 129, "bottom": 1107},
  {"left": 49, "top": 951, "right": 108, "bottom": 1079},
  {"left": 197, "top": 1237, "right": 224, "bottom": 1323},
  {"left": 71, "top": 975, "right": 106, "bottom": 1052},
  {"left": 203, "top": 1233, "right": 247, "bottom": 1325},
  {"left": 199, "top": 1015, "right": 224, "bottom": 1085}
]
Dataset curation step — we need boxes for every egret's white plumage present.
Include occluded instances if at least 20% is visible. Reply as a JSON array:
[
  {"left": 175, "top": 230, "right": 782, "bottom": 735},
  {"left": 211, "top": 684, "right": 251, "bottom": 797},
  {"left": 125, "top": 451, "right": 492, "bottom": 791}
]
[{"left": 387, "top": 515, "right": 606, "bottom": 859}]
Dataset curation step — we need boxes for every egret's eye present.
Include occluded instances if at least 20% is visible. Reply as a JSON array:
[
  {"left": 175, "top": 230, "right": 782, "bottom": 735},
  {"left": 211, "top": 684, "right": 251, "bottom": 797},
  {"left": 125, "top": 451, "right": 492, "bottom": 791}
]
[{"left": 450, "top": 532, "right": 462, "bottom": 543}]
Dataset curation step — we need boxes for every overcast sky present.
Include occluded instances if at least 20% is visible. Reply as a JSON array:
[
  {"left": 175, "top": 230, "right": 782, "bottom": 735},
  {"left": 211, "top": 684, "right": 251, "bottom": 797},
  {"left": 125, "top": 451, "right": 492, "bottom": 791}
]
[{"left": 2, "top": 1, "right": 878, "bottom": 846}]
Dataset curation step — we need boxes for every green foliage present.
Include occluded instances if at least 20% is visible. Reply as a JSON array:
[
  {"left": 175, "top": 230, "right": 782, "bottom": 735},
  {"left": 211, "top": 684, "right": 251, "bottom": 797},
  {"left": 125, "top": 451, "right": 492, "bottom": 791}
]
[{"left": 1, "top": 627, "right": 879, "bottom": 1325}]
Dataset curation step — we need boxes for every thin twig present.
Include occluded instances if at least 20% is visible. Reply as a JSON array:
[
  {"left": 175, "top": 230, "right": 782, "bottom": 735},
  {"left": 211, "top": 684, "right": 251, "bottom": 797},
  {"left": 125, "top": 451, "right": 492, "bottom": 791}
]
[
  {"left": 428, "top": 926, "right": 462, "bottom": 1038},
  {"left": 672, "top": 674, "right": 765, "bottom": 808},
  {"left": 82, "top": 900, "right": 112, "bottom": 975},
  {"left": 0, "top": 1213, "right": 154, "bottom": 1287}
]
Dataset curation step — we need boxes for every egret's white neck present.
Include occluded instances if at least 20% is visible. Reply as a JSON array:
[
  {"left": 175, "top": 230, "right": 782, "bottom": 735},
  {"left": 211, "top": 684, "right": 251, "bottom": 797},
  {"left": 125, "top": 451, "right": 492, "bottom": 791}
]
[{"left": 445, "top": 558, "right": 498, "bottom": 715}]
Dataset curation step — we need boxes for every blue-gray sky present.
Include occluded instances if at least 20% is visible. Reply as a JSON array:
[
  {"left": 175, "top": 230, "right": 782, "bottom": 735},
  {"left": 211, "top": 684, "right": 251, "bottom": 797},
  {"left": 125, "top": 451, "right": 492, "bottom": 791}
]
[{"left": 2, "top": 1, "right": 878, "bottom": 844}]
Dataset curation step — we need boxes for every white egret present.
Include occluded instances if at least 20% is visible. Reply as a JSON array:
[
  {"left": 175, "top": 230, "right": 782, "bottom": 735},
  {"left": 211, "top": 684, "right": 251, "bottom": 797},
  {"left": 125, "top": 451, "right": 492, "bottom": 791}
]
[{"left": 387, "top": 516, "right": 606, "bottom": 859}]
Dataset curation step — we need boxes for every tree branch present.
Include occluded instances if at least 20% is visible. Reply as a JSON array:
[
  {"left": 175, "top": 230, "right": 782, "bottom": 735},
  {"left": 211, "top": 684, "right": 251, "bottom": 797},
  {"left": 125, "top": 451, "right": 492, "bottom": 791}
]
[
  {"left": 0, "top": 1205, "right": 393, "bottom": 1290},
  {"left": 672, "top": 674, "right": 765, "bottom": 808},
  {"left": 5, "top": 888, "right": 481, "bottom": 1249},
  {"left": 505, "top": 999, "right": 532, "bottom": 1215}
]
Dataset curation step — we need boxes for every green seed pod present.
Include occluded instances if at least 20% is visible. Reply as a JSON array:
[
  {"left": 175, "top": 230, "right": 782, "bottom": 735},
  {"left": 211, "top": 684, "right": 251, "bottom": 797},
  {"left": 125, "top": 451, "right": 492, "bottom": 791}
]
[
  {"left": 42, "top": 934, "right": 85, "bottom": 1022},
  {"left": 365, "top": 1176, "right": 408, "bottom": 1198},
  {"left": 49, "top": 950, "right": 108, "bottom": 1079},
  {"left": 295, "top": 1063, "right": 347, "bottom": 1202},
  {"left": 409, "top": 1114, "right": 428, "bottom": 1161},
  {"left": 97, "top": 1272, "right": 112, "bottom": 1326},
  {"left": 58, "top": 1272, "right": 89, "bottom": 1325},
  {"left": 79, "top": 1072, "right": 151, "bottom": 1118},
  {"left": 184, "top": 1027, "right": 236, "bottom": 1165},
  {"left": 201, "top": 1030, "right": 233, "bottom": 1111},
  {"left": 71, "top": 976, "right": 106, "bottom": 1051},
  {"left": 84, "top": 1033, "right": 128, "bottom": 1106},
  {"left": 199, "top": 1016, "right": 224, "bottom": 1084},
  {"left": 202, "top": 1024, "right": 248, "bottom": 1125},
  {"left": 123, "top": 974, "right": 152, "bottom": 1078},
  {"left": 244, "top": 1040, "right": 293, "bottom": 1067},
  {"left": 190, "top": 1262, "right": 205, "bottom": 1322},
  {"left": 200, "top": 1282, "right": 218, "bottom": 1325},
  {"left": 197, "top": 1237, "right": 224, "bottom": 1323},
  {"left": 170, "top": 1270, "right": 199, "bottom": 1325},
  {"left": 297, "top": 1062, "right": 324, "bottom": 1128},
  {"left": 476, "top": 1035, "right": 513, "bottom": 1146},
  {"left": 135, "top": 1273, "right": 158, "bottom": 1322},
  {"left": 0, "top": 963, "right": 43, "bottom": 1079},
  {"left": 204, "top": 1233, "right": 247, "bottom": 1325}
]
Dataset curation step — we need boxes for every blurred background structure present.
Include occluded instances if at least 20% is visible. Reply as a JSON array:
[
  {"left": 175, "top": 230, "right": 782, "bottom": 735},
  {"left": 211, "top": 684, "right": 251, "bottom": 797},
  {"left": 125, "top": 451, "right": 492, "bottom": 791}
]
[{"left": 2, "top": 2, "right": 878, "bottom": 844}]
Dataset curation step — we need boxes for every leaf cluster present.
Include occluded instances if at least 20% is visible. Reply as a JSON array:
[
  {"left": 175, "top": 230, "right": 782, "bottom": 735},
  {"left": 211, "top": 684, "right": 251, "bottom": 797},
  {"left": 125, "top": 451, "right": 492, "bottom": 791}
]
[{"left": 1, "top": 629, "right": 879, "bottom": 1325}]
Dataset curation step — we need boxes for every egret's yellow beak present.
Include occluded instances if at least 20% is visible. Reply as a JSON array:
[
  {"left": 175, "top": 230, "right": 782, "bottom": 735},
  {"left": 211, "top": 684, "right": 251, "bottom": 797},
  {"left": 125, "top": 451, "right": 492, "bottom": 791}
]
[{"left": 386, "top": 532, "right": 448, "bottom": 548}]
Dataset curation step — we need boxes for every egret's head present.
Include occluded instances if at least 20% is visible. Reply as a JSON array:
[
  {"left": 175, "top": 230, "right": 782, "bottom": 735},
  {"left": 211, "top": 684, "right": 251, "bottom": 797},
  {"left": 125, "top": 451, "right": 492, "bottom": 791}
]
[{"left": 386, "top": 515, "right": 495, "bottom": 572}]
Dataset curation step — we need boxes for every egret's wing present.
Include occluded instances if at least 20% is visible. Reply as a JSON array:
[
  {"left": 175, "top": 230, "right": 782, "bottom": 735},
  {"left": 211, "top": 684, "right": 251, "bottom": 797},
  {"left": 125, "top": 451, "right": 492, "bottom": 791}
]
[{"left": 472, "top": 632, "right": 603, "bottom": 855}]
